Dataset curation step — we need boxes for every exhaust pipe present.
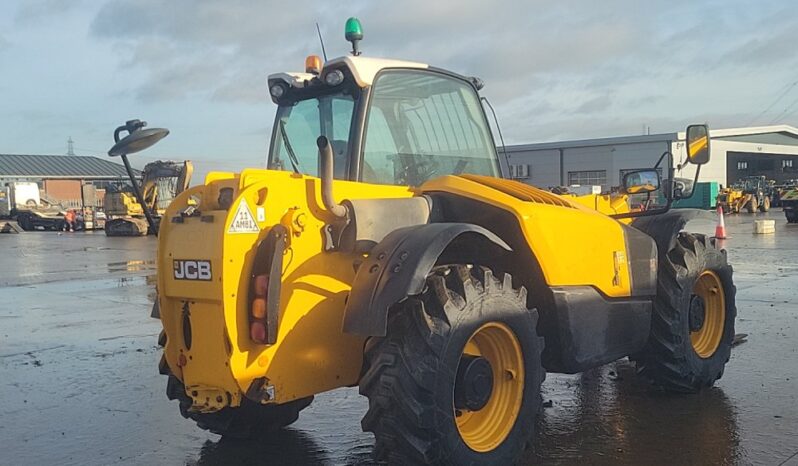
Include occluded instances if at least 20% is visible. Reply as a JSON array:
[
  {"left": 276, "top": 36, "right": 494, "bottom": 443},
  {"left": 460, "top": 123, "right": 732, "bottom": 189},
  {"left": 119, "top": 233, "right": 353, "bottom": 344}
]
[{"left": 316, "top": 136, "right": 348, "bottom": 218}]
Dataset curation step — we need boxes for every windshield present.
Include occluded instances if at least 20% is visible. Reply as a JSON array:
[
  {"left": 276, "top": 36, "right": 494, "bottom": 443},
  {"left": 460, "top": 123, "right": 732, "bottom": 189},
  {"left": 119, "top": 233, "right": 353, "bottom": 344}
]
[
  {"left": 269, "top": 93, "right": 355, "bottom": 178},
  {"left": 267, "top": 70, "right": 500, "bottom": 186},
  {"left": 362, "top": 71, "right": 500, "bottom": 186}
]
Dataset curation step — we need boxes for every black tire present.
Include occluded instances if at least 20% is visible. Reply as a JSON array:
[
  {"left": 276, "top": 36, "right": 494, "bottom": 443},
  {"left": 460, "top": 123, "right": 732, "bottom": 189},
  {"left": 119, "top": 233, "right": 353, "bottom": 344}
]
[
  {"left": 747, "top": 197, "right": 756, "bottom": 213},
  {"left": 359, "top": 265, "right": 545, "bottom": 465},
  {"left": 165, "top": 373, "right": 312, "bottom": 438},
  {"left": 786, "top": 210, "right": 798, "bottom": 223},
  {"left": 761, "top": 196, "right": 770, "bottom": 212},
  {"left": 632, "top": 233, "right": 736, "bottom": 393},
  {"left": 17, "top": 213, "right": 32, "bottom": 231}
]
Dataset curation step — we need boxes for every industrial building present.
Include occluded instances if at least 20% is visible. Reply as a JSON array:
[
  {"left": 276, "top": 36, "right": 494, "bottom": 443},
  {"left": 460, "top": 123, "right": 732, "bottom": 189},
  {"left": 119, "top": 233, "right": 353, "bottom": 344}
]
[
  {"left": 0, "top": 153, "right": 136, "bottom": 209},
  {"left": 504, "top": 125, "right": 798, "bottom": 190}
]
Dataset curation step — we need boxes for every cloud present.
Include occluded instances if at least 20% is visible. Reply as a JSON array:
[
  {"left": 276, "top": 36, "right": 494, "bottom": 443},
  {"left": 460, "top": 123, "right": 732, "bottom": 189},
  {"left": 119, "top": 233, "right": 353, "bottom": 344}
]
[
  {"left": 576, "top": 94, "right": 613, "bottom": 114},
  {"left": 84, "top": 0, "right": 798, "bottom": 143},
  {"left": 14, "top": 0, "right": 83, "bottom": 24}
]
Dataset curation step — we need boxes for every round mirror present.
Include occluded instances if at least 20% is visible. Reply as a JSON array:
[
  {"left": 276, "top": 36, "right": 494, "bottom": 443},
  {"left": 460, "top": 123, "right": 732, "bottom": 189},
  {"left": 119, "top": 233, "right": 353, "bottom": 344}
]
[{"left": 108, "top": 128, "right": 169, "bottom": 157}]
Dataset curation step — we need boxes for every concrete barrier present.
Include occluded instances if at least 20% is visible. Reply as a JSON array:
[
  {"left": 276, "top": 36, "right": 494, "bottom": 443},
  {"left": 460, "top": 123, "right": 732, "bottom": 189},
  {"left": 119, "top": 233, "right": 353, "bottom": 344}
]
[{"left": 754, "top": 219, "right": 775, "bottom": 234}]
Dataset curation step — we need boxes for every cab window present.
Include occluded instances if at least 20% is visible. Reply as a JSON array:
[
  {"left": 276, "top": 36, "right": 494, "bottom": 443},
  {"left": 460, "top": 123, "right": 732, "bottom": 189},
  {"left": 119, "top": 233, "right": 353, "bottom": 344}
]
[{"left": 362, "top": 70, "right": 499, "bottom": 186}]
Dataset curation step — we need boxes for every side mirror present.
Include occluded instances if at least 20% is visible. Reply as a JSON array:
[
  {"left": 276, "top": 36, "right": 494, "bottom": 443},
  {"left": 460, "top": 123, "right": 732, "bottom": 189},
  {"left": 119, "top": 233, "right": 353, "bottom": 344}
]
[
  {"left": 108, "top": 119, "right": 169, "bottom": 157},
  {"left": 686, "top": 124, "right": 710, "bottom": 165},
  {"left": 623, "top": 169, "right": 661, "bottom": 194}
]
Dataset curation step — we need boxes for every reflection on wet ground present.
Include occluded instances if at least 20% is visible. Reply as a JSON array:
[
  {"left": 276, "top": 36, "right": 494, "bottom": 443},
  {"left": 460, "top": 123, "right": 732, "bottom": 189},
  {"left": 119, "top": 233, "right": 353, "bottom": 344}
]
[
  {"left": 531, "top": 363, "right": 742, "bottom": 465},
  {"left": 1, "top": 212, "right": 797, "bottom": 465}
]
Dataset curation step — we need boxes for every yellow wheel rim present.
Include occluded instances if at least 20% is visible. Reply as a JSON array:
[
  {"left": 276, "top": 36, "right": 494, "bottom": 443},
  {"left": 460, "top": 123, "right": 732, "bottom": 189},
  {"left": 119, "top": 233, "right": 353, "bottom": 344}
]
[
  {"left": 455, "top": 322, "right": 524, "bottom": 452},
  {"left": 690, "top": 271, "right": 726, "bottom": 358}
]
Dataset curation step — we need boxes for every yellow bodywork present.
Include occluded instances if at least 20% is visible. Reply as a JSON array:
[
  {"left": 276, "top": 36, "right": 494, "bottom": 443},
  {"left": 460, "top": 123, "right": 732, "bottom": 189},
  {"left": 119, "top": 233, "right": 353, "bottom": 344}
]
[
  {"left": 158, "top": 170, "right": 634, "bottom": 410},
  {"left": 104, "top": 191, "right": 146, "bottom": 217},
  {"left": 421, "top": 175, "right": 632, "bottom": 297},
  {"left": 716, "top": 188, "right": 747, "bottom": 213}
]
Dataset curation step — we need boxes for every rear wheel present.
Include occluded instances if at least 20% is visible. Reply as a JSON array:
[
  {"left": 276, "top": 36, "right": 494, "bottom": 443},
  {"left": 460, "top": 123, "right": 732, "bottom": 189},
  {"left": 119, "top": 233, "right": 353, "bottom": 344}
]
[
  {"left": 165, "top": 372, "right": 312, "bottom": 438},
  {"left": 359, "top": 265, "right": 544, "bottom": 465},
  {"left": 632, "top": 233, "right": 736, "bottom": 392},
  {"left": 787, "top": 210, "right": 798, "bottom": 223}
]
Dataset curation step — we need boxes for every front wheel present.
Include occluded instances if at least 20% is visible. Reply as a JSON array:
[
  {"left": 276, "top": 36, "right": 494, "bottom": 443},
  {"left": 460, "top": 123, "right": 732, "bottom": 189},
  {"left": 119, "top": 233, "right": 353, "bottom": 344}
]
[
  {"left": 760, "top": 196, "right": 771, "bottom": 212},
  {"left": 747, "top": 197, "right": 757, "bottom": 213},
  {"left": 359, "top": 265, "right": 544, "bottom": 465},
  {"left": 632, "top": 233, "right": 736, "bottom": 392}
]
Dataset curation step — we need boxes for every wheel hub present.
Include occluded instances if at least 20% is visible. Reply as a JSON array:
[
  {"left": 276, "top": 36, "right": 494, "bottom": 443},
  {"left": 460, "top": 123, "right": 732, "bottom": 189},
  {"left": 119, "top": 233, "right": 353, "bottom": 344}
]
[
  {"left": 689, "top": 295, "right": 706, "bottom": 332},
  {"left": 454, "top": 355, "right": 494, "bottom": 411}
]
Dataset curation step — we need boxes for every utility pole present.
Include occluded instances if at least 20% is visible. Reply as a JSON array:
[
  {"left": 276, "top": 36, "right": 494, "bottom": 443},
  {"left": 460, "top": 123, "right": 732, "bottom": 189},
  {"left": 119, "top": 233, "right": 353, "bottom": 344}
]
[{"left": 67, "top": 137, "right": 75, "bottom": 156}]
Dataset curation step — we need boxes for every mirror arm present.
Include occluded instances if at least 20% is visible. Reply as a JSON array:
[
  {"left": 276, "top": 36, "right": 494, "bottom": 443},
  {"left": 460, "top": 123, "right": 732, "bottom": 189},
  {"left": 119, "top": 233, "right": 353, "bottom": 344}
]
[
  {"left": 113, "top": 126, "right": 125, "bottom": 144},
  {"left": 120, "top": 153, "right": 159, "bottom": 236},
  {"left": 653, "top": 150, "right": 669, "bottom": 170},
  {"left": 662, "top": 150, "right": 674, "bottom": 213},
  {"left": 691, "top": 164, "right": 702, "bottom": 195}
]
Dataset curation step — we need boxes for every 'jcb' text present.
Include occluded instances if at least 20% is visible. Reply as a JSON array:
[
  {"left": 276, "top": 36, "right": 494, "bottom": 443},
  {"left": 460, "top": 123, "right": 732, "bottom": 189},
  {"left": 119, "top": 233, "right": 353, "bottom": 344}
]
[{"left": 173, "top": 260, "right": 212, "bottom": 281}]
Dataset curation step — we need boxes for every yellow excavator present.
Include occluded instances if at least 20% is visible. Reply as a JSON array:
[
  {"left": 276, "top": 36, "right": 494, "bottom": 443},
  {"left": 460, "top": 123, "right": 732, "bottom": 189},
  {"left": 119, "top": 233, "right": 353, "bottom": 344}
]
[{"left": 104, "top": 158, "right": 192, "bottom": 236}]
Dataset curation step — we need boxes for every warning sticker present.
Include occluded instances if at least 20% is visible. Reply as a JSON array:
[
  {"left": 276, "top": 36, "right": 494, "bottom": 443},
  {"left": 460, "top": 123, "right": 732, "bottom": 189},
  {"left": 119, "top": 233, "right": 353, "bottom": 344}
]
[{"left": 228, "top": 200, "right": 260, "bottom": 234}]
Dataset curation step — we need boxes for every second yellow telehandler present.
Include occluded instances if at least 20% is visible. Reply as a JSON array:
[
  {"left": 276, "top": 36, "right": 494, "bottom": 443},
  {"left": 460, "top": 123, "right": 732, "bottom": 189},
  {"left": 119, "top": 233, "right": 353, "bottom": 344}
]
[{"left": 112, "top": 19, "right": 737, "bottom": 465}]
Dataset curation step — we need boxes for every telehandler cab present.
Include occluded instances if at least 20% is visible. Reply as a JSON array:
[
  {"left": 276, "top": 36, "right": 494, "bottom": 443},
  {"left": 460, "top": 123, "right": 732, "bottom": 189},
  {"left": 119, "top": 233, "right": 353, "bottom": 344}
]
[{"left": 113, "top": 18, "right": 737, "bottom": 465}]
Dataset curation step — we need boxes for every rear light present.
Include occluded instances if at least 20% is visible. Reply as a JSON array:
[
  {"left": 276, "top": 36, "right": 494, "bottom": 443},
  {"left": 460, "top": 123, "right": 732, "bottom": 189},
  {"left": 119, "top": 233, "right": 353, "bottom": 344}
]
[
  {"left": 250, "top": 321, "right": 267, "bottom": 343},
  {"left": 251, "top": 297, "right": 266, "bottom": 319},
  {"left": 254, "top": 275, "right": 268, "bottom": 296},
  {"left": 250, "top": 273, "right": 269, "bottom": 344}
]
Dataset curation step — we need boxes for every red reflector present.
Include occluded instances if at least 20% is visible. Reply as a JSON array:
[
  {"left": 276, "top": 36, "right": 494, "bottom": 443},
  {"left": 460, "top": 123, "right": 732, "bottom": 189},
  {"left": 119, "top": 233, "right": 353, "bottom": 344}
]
[
  {"left": 254, "top": 274, "right": 269, "bottom": 296},
  {"left": 250, "top": 321, "right": 267, "bottom": 343},
  {"left": 177, "top": 353, "right": 187, "bottom": 367},
  {"left": 251, "top": 298, "right": 266, "bottom": 319}
]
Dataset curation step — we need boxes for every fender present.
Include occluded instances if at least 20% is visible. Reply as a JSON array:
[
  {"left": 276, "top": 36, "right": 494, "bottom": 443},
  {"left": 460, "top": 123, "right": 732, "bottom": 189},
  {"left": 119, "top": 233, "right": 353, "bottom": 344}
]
[
  {"left": 631, "top": 209, "right": 715, "bottom": 260},
  {"left": 342, "top": 223, "right": 511, "bottom": 337}
]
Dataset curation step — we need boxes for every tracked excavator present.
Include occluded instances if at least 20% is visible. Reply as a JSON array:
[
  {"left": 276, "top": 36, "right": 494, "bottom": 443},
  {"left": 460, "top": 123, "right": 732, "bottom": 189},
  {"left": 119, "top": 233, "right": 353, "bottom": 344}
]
[{"left": 104, "top": 160, "right": 192, "bottom": 236}]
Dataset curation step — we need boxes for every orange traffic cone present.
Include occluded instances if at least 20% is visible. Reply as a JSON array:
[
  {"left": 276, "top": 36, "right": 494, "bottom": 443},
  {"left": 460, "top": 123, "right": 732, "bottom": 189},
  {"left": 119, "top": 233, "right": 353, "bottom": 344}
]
[{"left": 714, "top": 205, "right": 728, "bottom": 239}]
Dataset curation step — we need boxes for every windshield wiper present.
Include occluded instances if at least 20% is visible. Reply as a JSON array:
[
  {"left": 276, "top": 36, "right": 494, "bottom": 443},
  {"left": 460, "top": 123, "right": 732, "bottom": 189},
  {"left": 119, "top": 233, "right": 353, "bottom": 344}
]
[{"left": 279, "top": 120, "right": 301, "bottom": 174}]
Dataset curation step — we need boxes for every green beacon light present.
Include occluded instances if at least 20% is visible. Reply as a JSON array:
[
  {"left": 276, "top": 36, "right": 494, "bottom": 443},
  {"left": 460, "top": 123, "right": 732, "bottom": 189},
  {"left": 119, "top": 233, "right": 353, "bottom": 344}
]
[{"left": 345, "top": 17, "right": 363, "bottom": 56}]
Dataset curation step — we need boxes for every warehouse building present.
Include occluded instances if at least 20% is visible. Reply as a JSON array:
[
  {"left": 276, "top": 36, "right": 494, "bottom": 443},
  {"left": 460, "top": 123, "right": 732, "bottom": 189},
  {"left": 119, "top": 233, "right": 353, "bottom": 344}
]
[
  {"left": 504, "top": 125, "right": 798, "bottom": 190},
  {"left": 0, "top": 154, "right": 136, "bottom": 209}
]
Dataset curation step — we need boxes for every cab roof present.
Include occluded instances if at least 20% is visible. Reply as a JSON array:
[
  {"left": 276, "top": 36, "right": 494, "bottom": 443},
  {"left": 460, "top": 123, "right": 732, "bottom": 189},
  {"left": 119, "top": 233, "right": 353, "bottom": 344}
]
[
  {"left": 268, "top": 55, "right": 429, "bottom": 88},
  {"left": 323, "top": 56, "right": 428, "bottom": 87}
]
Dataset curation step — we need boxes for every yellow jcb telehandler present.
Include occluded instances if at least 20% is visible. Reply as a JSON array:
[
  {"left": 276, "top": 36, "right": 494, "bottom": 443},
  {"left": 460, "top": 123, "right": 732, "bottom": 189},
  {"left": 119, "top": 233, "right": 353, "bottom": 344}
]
[{"left": 111, "top": 19, "right": 737, "bottom": 465}]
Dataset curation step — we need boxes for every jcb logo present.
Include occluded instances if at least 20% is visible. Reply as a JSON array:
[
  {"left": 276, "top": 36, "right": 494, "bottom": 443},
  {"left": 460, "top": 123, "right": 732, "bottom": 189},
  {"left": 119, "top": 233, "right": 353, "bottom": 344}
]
[{"left": 173, "top": 260, "right": 212, "bottom": 281}]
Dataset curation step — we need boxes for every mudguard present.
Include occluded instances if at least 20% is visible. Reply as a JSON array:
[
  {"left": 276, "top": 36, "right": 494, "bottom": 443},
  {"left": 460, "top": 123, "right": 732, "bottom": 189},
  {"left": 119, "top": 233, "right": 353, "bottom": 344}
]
[
  {"left": 631, "top": 209, "right": 715, "bottom": 259},
  {"left": 343, "top": 223, "right": 511, "bottom": 337}
]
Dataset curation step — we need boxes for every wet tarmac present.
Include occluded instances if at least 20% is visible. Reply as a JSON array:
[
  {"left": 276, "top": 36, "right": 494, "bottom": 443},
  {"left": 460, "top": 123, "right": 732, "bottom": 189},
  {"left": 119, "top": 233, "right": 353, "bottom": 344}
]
[{"left": 1, "top": 211, "right": 797, "bottom": 465}]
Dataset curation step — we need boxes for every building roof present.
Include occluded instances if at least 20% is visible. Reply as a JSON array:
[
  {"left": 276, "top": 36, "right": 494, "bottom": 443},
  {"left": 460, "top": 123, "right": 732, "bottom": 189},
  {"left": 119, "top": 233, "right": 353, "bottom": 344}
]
[
  {"left": 0, "top": 154, "right": 138, "bottom": 180},
  {"left": 506, "top": 124, "right": 798, "bottom": 153}
]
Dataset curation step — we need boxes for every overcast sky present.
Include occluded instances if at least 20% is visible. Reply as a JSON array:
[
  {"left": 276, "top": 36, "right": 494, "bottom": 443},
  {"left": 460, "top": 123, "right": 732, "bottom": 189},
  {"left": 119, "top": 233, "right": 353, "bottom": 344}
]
[{"left": 2, "top": 0, "right": 797, "bottom": 179}]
